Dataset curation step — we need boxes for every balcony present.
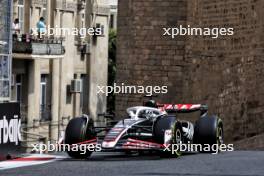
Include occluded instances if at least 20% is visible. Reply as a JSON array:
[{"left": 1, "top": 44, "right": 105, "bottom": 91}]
[{"left": 13, "top": 35, "right": 65, "bottom": 59}]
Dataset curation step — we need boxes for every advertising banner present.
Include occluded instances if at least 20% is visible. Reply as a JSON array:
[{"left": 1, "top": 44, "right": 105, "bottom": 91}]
[{"left": 0, "top": 102, "right": 21, "bottom": 157}]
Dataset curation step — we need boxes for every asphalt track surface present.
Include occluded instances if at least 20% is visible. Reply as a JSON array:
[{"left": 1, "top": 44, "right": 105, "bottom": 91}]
[{"left": 0, "top": 151, "right": 264, "bottom": 176}]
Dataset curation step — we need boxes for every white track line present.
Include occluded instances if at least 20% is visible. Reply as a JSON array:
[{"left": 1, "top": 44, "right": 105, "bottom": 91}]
[{"left": 0, "top": 154, "right": 65, "bottom": 170}]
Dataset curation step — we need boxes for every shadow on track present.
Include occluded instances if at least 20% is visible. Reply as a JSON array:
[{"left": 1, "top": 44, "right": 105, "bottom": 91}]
[{"left": 61, "top": 152, "right": 197, "bottom": 162}]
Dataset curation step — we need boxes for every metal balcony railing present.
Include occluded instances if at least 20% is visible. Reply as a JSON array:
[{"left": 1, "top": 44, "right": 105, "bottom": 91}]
[{"left": 13, "top": 34, "right": 65, "bottom": 55}]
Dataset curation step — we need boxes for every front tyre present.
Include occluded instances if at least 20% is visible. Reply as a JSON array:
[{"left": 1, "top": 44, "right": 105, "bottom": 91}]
[
  {"left": 153, "top": 116, "right": 176, "bottom": 144},
  {"left": 64, "top": 117, "right": 95, "bottom": 159},
  {"left": 170, "top": 121, "right": 183, "bottom": 157},
  {"left": 153, "top": 116, "right": 182, "bottom": 157}
]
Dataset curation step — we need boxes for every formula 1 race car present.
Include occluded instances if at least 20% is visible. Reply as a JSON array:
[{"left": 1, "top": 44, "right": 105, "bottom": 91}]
[{"left": 64, "top": 97, "right": 223, "bottom": 159}]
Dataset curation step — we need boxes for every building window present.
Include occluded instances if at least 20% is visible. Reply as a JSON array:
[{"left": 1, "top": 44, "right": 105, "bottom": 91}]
[
  {"left": 18, "top": 0, "right": 24, "bottom": 33},
  {"left": 110, "top": 14, "right": 114, "bottom": 29},
  {"left": 42, "top": 8, "right": 47, "bottom": 20},
  {"left": 15, "top": 75, "right": 22, "bottom": 102},
  {"left": 80, "top": 74, "right": 85, "bottom": 109},
  {"left": 96, "top": 23, "right": 104, "bottom": 35},
  {"left": 81, "top": 13, "right": 85, "bottom": 28},
  {"left": 42, "top": 0, "right": 48, "bottom": 21},
  {"left": 0, "top": 55, "right": 11, "bottom": 101},
  {"left": 40, "top": 75, "right": 47, "bottom": 107},
  {"left": 40, "top": 74, "right": 50, "bottom": 121}
]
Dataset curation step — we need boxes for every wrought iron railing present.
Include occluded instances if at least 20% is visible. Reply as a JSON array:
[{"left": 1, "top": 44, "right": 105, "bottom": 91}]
[{"left": 13, "top": 35, "right": 65, "bottom": 55}]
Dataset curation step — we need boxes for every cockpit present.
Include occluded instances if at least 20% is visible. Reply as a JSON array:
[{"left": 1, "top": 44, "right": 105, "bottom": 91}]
[{"left": 126, "top": 106, "right": 165, "bottom": 120}]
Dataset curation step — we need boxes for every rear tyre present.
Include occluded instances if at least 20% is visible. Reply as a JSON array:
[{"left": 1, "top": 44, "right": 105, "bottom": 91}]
[
  {"left": 194, "top": 116, "right": 223, "bottom": 153},
  {"left": 64, "top": 117, "right": 95, "bottom": 159}
]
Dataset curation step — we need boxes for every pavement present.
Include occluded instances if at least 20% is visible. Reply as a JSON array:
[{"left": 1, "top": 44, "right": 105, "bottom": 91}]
[{"left": 0, "top": 151, "right": 263, "bottom": 176}]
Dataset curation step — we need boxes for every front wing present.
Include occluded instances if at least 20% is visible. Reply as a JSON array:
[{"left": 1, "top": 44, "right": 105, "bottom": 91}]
[{"left": 75, "top": 138, "right": 166, "bottom": 151}]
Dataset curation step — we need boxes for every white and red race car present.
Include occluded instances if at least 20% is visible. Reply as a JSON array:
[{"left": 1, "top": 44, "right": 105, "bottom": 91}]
[{"left": 64, "top": 98, "right": 223, "bottom": 159}]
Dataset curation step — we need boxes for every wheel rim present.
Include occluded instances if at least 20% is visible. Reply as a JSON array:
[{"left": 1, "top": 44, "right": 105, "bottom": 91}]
[
  {"left": 174, "top": 128, "right": 182, "bottom": 156},
  {"left": 217, "top": 127, "right": 224, "bottom": 145},
  {"left": 175, "top": 129, "right": 181, "bottom": 144}
]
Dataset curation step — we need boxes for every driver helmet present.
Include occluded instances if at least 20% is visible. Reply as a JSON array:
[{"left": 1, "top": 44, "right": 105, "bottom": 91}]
[{"left": 144, "top": 100, "right": 157, "bottom": 108}]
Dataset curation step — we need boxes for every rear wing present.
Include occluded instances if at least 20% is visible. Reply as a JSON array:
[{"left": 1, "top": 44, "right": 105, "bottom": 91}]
[{"left": 157, "top": 104, "right": 208, "bottom": 114}]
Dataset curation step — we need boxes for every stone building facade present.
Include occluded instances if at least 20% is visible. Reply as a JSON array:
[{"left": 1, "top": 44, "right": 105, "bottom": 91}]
[
  {"left": 12, "top": 0, "right": 110, "bottom": 151},
  {"left": 116, "top": 0, "right": 264, "bottom": 145}
]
